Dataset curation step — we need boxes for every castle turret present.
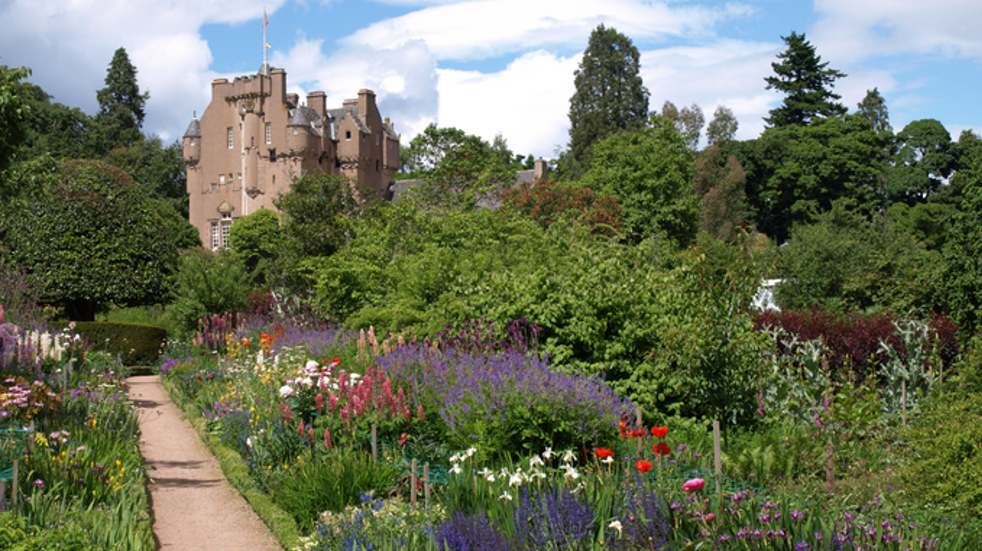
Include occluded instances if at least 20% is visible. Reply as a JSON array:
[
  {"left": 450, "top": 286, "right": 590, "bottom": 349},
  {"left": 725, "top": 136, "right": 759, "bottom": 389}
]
[
  {"left": 182, "top": 118, "right": 201, "bottom": 165},
  {"left": 287, "top": 108, "right": 311, "bottom": 155}
]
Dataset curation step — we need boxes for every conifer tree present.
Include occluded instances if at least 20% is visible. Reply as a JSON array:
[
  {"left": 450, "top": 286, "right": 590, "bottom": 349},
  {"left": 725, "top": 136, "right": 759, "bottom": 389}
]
[
  {"left": 765, "top": 32, "right": 846, "bottom": 127},
  {"left": 857, "top": 88, "right": 892, "bottom": 136},
  {"left": 567, "top": 25, "right": 649, "bottom": 175},
  {"left": 95, "top": 47, "right": 148, "bottom": 149}
]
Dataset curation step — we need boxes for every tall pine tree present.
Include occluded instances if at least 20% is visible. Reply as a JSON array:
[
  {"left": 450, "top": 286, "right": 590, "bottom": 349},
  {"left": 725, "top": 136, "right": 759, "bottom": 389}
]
[
  {"left": 765, "top": 32, "right": 846, "bottom": 127},
  {"left": 566, "top": 25, "right": 649, "bottom": 176},
  {"left": 95, "top": 47, "right": 148, "bottom": 150}
]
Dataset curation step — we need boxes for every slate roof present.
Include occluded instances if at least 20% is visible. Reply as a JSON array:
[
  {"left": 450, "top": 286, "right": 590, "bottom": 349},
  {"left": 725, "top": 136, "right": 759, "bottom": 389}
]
[
  {"left": 183, "top": 119, "right": 201, "bottom": 138},
  {"left": 327, "top": 106, "right": 371, "bottom": 136}
]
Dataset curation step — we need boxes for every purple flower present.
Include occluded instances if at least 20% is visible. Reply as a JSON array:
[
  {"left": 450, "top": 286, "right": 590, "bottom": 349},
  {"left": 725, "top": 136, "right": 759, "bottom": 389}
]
[
  {"left": 33, "top": 479, "right": 45, "bottom": 490},
  {"left": 435, "top": 512, "right": 511, "bottom": 551},
  {"left": 791, "top": 510, "right": 804, "bottom": 522},
  {"left": 513, "top": 489, "right": 594, "bottom": 549}
]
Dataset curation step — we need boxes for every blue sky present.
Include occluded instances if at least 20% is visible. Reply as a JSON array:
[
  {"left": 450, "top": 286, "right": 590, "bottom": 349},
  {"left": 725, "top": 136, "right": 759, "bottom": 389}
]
[{"left": 2, "top": 0, "right": 980, "bottom": 158}]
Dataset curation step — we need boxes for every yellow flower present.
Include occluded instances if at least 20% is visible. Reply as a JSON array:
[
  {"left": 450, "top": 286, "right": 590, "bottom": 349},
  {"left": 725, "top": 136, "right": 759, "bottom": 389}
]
[{"left": 34, "top": 434, "right": 49, "bottom": 447}]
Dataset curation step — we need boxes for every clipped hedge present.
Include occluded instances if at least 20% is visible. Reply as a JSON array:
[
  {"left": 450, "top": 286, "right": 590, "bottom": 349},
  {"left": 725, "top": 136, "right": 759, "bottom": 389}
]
[{"left": 73, "top": 322, "right": 167, "bottom": 366}]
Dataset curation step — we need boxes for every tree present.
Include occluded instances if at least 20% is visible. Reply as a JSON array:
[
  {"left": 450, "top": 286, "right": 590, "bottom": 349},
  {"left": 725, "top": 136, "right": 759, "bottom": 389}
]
[
  {"left": 0, "top": 65, "right": 32, "bottom": 172},
  {"left": 662, "top": 101, "right": 704, "bottom": 150},
  {"left": 2, "top": 158, "right": 184, "bottom": 320},
  {"left": 503, "top": 180, "right": 623, "bottom": 236},
  {"left": 735, "top": 114, "right": 886, "bottom": 241},
  {"left": 942, "top": 138, "right": 982, "bottom": 334},
  {"left": 692, "top": 145, "right": 748, "bottom": 241},
  {"left": 94, "top": 47, "right": 149, "bottom": 149},
  {"left": 706, "top": 106, "right": 739, "bottom": 146},
  {"left": 857, "top": 88, "right": 892, "bottom": 136},
  {"left": 765, "top": 32, "right": 846, "bottom": 127},
  {"left": 581, "top": 116, "right": 698, "bottom": 246},
  {"left": 276, "top": 174, "right": 359, "bottom": 261},
  {"left": 887, "top": 119, "right": 955, "bottom": 204},
  {"left": 167, "top": 250, "right": 251, "bottom": 334},
  {"left": 228, "top": 209, "right": 282, "bottom": 287},
  {"left": 105, "top": 137, "right": 187, "bottom": 214},
  {"left": 567, "top": 25, "right": 650, "bottom": 176}
]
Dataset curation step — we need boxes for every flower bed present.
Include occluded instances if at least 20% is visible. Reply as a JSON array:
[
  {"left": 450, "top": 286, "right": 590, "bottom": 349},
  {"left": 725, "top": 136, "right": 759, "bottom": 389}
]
[{"left": 160, "top": 317, "right": 976, "bottom": 550}]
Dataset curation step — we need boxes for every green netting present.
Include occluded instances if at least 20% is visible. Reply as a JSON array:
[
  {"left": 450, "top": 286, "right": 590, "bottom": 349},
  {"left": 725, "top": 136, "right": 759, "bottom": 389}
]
[{"left": 0, "top": 427, "right": 33, "bottom": 481}]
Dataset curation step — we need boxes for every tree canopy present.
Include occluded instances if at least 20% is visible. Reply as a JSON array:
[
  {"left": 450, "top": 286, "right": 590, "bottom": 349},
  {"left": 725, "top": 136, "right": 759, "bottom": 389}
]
[
  {"left": 765, "top": 32, "right": 846, "bottom": 127},
  {"left": 95, "top": 47, "right": 149, "bottom": 149},
  {"left": 566, "top": 25, "right": 650, "bottom": 176}
]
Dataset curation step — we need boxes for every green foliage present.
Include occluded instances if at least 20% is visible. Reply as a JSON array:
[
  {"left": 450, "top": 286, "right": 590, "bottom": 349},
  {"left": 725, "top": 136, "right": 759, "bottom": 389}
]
[
  {"left": 73, "top": 321, "right": 167, "bottom": 366},
  {"left": 899, "top": 384, "right": 982, "bottom": 518},
  {"left": 276, "top": 173, "right": 359, "bottom": 261},
  {"left": 776, "top": 202, "right": 943, "bottom": 314},
  {"left": 228, "top": 208, "right": 282, "bottom": 287},
  {"left": 104, "top": 137, "right": 188, "bottom": 215},
  {"left": 856, "top": 88, "right": 892, "bottom": 136},
  {"left": 2, "top": 158, "right": 184, "bottom": 320},
  {"left": 692, "top": 144, "right": 749, "bottom": 242},
  {"left": 706, "top": 105, "right": 738, "bottom": 146},
  {"left": 736, "top": 115, "right": 889, "bottom": 241},
  {"left": 11, "top": 78, "right": 100, "bottom": 161},
  {"left": 581, "top": 117, "right": 698, "bottom": 246},
  {"left": 888, "top": 119, "right": 955, "bottom": 204},
  {"left": 269, "top": 448, "right": 402, "bottom": 530},
  {"left": 167, "top": 250, "right": 250, "bottom": 334},
  {"left": 661, "top": 101, "right": 704, "bottom": 150},
  {"left": 400, "top": 124, "right": 518, "bottom": 203},
  {"left": 94, "top": 47, "right": 148, "bottom": 149},
  {"left": 0, "top": 65, "right": 32, "bottom": 172},
  {"left": 566, "top": 24, "right": 649, "bottom": 177},
  {"left": 765, "top": 32, "right": 847, "bottom": 127},
  {"left": 942, "top": 175, "right": 982, "bottom": 334}
]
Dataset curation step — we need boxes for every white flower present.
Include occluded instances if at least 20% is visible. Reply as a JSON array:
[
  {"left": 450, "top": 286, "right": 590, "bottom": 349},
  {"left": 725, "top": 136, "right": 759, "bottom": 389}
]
[
  {"left": 530, "top": 469, "right": 547, "bottom": 480},
  {"left": 601, "top": 456, "right": 614, "bottom": 465},
  {"left": 498, "top": 492, "right": 513, "bottom": 501},
  {"left": 542, "top": 447, "right": 554, "bottom": 460},
  {"left": 305, "top": 359, "right": 319, "bottom": 371},
  {"left": 509, "top": 471, "right": 524, "bottom": 487},
  {"left": 278, "top": 385, "right": 294, "bottom": 398},
  {"left": 246, "top": 437, "right": 253, "bottom": 448},
  {"left": 608, "top": 520, "right": 623, "bottom": 537},
  {"left": 449, "top": 453, "right": 462, "bottom": 463},
  {"left": 561, "top": 449, "right": 576, "bottom": 464},
  {"left": 563, "top": 466, "right": 580, "bottom": 481},
  {"left": 465, "top": 447, "right": 477, "bottom": 459},
  {"left": 529, "top": 454, "right": 544, "bottom": 468},
  {"left": 449, "top": 464, "right": 463, "bottom": 475}
]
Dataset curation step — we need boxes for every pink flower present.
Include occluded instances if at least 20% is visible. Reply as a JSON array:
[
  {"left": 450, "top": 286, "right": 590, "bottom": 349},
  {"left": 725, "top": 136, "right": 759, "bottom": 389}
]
[{"left": 682, "top": 478, "right": 705, "bottom": 493}]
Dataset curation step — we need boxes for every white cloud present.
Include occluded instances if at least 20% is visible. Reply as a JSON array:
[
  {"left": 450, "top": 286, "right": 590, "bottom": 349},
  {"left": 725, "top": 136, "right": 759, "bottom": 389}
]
[
  {"left": 640, "top": 41, "right": 779, "bottom": 140},
  {"left": 346, "top": 0, "right": 751, "bottom": 60},
  {"left": 812, "top": 0, "right": 982, "bottom": 63},
  {"left": 271, "top": 38, "right": 439, "bottom": 140},
  {"left": 0, "top": 0, "right": 287, "bottom": 142},
  {"left": 437, "top": 50, "right": 580, "bottom": 158}
]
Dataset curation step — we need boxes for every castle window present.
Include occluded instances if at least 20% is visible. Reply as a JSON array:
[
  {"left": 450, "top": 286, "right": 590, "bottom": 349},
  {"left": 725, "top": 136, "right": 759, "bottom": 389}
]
[
  {"left": 220, "top": 214, "right": 233, "bottom": 249},
  {"left": 265, "top": 122, "right": 272, "bottom": 145},
  {"left": 269, "top": 148, "right": 277, "bottom": 162},
  {"left": 219, "top": 174, "right": 226, "bottom": 185},
  {"left": 227, "top": 127, "right": 234, "bottom": 149},
  {"left": 345, "top": 130, "right": 351, "bottom": 141},
  {"left": 210, "top": 221, "right": 220, "bottom": 250},
  {"left": 376, "top": 159, "right": 380, "bottom": 172}
]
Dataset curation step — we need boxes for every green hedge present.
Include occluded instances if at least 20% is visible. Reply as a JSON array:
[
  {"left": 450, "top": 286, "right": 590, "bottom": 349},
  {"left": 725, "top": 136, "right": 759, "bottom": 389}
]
[{"left": 73, "top": 322, "right": 167, "bottom": 366}]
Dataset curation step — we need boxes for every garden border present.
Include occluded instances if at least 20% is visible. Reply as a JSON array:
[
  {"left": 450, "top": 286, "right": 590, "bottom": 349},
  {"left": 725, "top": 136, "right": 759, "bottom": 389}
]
[{"left": 161, "top": 377, "right": 302, "bottom": 549}]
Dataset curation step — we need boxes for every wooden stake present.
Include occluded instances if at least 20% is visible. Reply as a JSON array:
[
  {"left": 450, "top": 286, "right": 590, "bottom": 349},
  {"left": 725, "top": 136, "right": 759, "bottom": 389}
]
[
  {"left": 712, "top": 420, "right": 722, "bottom": 499},
  {"left": 825, "top": 440, "right": 835, "bottom": 492},
  {"left": 0, "top": 480, "right": 6, "bottom": 512},
  {"left": 371, "top": 424, "right": 378, "bottom": 464},
  {"left": 423, "top": 463, "right": 431, "bottom": 509},
  {"left": 410, "top": 458, "right": 417, "bottom": 507},
  {"left": 900, "top": 379, "right": 908, "bottom": 426},
  {"left": 11, "top": 459, "right": 17, "bottom": 508}
]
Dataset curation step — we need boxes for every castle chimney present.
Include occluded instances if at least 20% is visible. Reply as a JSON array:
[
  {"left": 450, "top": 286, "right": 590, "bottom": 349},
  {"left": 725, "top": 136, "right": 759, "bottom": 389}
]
[
  {"left": 307, "top": 91, "right": 326, "bottom": 119},
  {"left": 357, "top": 89, "right": 375, "bottom": 118}
]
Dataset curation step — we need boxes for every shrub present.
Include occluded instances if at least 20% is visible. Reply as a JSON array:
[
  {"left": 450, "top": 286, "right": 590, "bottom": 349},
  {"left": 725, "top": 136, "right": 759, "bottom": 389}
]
[
  {"left": 73, "top": 321, "right": 166, "bottom": 366},
  {"left": 228, "top": 209, "right": 282, "bottom": 287},
  {"left": 503, "top": 180, "right": 623, "bottom": 236},
  {"left": 167, "top": 250, "right": 250, "bottom": 334}
]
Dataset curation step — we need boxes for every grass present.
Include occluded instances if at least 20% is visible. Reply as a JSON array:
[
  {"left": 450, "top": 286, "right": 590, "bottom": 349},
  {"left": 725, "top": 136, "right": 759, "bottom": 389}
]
[{"left": 161, "top": 376, "right": 302, "bottom": 549}]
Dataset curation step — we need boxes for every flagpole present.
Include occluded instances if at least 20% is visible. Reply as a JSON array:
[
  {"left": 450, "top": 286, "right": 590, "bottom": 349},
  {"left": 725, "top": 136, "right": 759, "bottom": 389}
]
[{"left": 261, "top": 8, "right": 268, "bottom": 75}]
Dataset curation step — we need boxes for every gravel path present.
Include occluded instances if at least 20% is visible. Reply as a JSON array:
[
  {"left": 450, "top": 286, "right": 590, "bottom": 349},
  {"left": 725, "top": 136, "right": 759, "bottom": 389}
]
[{"left": 127, "top": 375, "right": 282, "bottom": 551}]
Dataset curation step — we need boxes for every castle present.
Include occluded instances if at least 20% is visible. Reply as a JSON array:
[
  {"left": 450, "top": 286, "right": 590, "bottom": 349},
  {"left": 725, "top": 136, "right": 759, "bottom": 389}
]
[{"left": 182, "top": 65, "right": 400, "bottom": 250}]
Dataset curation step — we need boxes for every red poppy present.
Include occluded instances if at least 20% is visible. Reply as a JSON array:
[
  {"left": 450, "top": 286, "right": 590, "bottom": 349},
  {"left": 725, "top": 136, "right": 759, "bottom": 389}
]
[
  {"left": 653, "top": 442, "right": 671, "bottom": 456},
  {"left": 635, "top": 460, "right": 653, "bottom": 473},
  {"left": 650, "top": 426, "right": 669, "bottom": 439},
  {"left": 594, "top": 447, "right": 614, "bottom": 459}
]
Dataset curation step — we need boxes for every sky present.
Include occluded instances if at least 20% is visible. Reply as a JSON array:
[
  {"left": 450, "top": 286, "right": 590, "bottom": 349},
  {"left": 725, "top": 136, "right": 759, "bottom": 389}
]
[{"left": 2, "top": 0, "right": 981, "bottom": 159}]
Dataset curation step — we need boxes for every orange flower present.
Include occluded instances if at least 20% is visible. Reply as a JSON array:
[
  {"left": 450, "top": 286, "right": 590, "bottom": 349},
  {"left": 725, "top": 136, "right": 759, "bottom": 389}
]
[
  {"left": 650, "top": 426, "right": 669, "bottom": 439},
  {"left": 635, "top": 460, "right": 652, "bottom": 474},
  {"left": 653, "top": 442, "right": 671, "bottom": 456},
  {"left": 594, "top": 447, "right": 614, "bottom": 459},
  {"left": 241, "top": 337, "right": 251, "bottom": 347}
]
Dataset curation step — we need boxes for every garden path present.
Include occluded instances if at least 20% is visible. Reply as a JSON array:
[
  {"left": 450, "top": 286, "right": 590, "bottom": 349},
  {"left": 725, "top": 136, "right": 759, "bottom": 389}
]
[{"left": 127, "top": 375, "right": 282, "bottom": 551}]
